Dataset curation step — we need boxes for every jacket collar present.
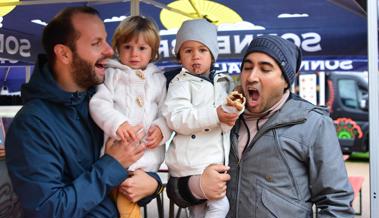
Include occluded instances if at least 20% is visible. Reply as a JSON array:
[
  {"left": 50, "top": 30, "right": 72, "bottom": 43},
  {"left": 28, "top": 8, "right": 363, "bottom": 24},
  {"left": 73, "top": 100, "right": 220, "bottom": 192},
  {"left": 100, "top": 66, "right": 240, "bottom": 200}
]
[
  {"left": 235, "top": 93, "right": 328, "bottom": 133},
  {"left": 231, "top": 94, "right": 329, "bottom": 158}
]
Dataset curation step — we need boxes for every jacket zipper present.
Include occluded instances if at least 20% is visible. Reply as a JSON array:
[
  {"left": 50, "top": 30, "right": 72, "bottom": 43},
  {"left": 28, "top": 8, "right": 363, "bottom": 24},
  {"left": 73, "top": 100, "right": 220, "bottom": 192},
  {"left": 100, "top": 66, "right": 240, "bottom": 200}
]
[
  {"left": 230, "top": 123, "right": 242, "bottom": 218},
  {"left": 236, "top": 156, "right": 242, "bottom": 218}
]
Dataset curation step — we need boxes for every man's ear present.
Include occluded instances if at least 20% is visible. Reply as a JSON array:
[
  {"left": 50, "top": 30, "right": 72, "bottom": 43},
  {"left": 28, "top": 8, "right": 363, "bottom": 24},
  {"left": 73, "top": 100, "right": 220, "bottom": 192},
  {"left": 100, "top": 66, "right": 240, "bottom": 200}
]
[
  {"left": 54, "top": 44, "right": 72, "bottom": 65},
  {"left": 281, "top": 73, "right": 289, "bottom": 91}
]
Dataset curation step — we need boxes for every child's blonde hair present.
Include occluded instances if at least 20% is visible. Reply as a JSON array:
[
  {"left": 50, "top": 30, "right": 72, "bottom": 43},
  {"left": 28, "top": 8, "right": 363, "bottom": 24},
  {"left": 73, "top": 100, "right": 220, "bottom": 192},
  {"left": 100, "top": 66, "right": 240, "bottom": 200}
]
[{"left": 112, "top": 16, "right": 160, "bottom": 62}]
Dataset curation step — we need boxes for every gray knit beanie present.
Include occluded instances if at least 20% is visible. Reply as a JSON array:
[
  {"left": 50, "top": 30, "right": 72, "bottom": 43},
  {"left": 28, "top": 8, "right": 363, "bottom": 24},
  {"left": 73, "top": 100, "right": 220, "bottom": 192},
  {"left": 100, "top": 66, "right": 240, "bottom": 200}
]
[
  {"left": 175, "top": 19, "right": 219, "bottom": 60},
  {"left": 242, "top": 35, "right": 302, "bottom": 86}
]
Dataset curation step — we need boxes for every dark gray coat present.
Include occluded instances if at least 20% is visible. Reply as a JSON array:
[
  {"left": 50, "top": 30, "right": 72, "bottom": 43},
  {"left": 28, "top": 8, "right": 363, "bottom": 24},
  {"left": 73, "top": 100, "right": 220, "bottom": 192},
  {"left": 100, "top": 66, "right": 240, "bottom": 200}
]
[{"left": 227, "top": 95, "right": 354, "bottom": 218}]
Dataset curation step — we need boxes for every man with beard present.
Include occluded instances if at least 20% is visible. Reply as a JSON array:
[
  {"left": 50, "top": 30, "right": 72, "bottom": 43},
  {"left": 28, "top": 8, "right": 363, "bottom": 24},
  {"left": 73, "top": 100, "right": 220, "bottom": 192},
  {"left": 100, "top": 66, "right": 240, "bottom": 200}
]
[
  {"left": 5, "top": 6, "right": 163, "bottom": 218},
  {"left": 166, "top": 35, "right": 354, "bottom": 217}
]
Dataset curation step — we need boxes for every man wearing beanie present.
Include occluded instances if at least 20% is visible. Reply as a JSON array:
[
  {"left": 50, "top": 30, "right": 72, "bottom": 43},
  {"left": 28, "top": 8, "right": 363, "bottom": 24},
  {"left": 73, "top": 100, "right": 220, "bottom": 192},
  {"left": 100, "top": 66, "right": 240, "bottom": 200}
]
[
  {"left": 167, "top": 35, "right": 354, "bottom": 217},
  {"left": 162, "top": 19, "right": 239, "bottom": 218}
]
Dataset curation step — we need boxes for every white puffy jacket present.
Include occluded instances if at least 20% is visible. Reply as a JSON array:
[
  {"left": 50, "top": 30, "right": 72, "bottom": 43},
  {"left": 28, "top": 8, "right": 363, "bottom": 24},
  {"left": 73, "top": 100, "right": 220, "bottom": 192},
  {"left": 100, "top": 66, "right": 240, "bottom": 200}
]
[
  {"left": 90, "top": 59, "right": 170, "bottom": 171},
  {"left": 163, "top": 69, "right": 234, "bottom": 177}
]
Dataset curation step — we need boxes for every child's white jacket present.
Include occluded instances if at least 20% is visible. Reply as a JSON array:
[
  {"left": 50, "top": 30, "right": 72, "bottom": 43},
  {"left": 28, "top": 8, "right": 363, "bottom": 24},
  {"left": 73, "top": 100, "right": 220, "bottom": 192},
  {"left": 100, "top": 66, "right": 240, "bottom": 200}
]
[
  {"left": 90, "top": 59, "right": 171, "bottom": 171},
  {"left": 163, "top": 69, "right": 234, "bottom": 177}
]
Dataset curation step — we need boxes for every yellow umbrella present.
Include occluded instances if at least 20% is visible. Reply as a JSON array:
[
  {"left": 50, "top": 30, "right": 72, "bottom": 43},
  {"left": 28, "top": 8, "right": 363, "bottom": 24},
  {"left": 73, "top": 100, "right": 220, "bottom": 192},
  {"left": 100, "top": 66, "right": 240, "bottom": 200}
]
[
  {"left": 0, "top": 0, "right": 18, "bottom": 17},
  {"left": 160, "top": 0, "right": 242, "bottom": 29}
]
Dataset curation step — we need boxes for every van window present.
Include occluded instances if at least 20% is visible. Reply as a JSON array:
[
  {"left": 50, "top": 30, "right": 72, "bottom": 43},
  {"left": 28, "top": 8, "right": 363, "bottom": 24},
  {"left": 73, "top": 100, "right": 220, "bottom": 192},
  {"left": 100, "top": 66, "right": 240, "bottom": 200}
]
[{"left": 338, "top": 79, "right": 359, "bottom": 109}]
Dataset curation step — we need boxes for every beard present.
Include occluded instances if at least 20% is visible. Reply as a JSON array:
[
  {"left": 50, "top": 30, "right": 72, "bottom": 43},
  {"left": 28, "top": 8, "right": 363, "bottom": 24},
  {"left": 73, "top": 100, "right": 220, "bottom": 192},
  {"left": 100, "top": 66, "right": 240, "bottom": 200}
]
[{"left": 71, "top": 52, "right": 104, "bottom": 90}]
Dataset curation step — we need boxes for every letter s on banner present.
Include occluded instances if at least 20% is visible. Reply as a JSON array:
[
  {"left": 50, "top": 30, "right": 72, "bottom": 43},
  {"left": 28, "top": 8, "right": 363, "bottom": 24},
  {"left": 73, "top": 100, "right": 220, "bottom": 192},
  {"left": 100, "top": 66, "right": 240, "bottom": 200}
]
[
  {"left": 0, "top": 33, "right": 32, "bottom": 59},
  {"left": 19, "top": 39, "right": 31, "bottom": 57},
  {"left": 301, "top": 33, "right": 321, "bottom": 52}
]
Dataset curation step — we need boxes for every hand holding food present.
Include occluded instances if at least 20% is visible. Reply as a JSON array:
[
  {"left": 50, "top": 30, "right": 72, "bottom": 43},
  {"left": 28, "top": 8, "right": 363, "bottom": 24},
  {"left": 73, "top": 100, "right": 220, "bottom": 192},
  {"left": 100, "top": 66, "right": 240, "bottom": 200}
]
[{"left": 226, "top": 91, "right": 246, "bottom": 112}]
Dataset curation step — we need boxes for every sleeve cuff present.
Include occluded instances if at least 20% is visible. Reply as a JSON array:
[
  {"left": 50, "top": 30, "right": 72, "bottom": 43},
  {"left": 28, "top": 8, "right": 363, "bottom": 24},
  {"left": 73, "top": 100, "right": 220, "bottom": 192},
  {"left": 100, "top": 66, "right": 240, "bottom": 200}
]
[
  {"left": 137, "top": 172, "right": 162, "bottom": 206},
  {"left": 166, "top": 176, "right": 206, "bottom": 208},
  {"left": 96, "top": 154, "right": 129, "bottom": 186}
]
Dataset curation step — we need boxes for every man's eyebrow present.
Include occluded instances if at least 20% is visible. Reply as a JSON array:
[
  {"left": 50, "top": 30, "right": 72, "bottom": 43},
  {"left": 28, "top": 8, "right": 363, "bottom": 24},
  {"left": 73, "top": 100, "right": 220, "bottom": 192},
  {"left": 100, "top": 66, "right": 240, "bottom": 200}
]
[
  {"left": 91, "top": 37, "right": 102, "bottom": 42},
  {"left": 243, "top": 59, "right": 253, "bottom": 65},
  {"left": 259, "top": 61, "right": 274, "bottom": 67}
]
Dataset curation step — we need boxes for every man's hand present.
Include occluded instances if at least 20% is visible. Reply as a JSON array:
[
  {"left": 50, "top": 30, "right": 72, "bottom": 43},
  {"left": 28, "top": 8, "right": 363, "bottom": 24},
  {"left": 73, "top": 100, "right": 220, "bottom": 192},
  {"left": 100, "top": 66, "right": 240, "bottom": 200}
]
[
  {"left": 118, "top": 169, "right": 158, "bottom": 202},
  {"left": 200, "top": 164, "right": 230, "bottom": 200},
  {"left": 144, "top": 125, "right": 163, "bottom": 149},
  {"left": 217, "top": 106, "right": 238, "bottom": 126},
  {"left": 104, "top": 137, "right": 145, "bottom": 169}
]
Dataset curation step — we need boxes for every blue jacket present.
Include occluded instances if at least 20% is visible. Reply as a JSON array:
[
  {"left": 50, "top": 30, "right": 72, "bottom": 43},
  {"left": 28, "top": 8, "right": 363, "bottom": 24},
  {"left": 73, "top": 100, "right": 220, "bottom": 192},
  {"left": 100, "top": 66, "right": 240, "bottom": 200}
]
[{"left": 5, "top": 55, "right": 159, "bottom": 218}]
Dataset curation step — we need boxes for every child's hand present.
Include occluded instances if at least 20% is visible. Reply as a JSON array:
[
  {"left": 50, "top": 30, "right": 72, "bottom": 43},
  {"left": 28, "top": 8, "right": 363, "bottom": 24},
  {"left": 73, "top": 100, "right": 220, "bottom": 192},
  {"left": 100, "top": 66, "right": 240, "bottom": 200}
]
[
  {"left": 117, "top": 122, "right": 142, "bottom": 142},
  {"left": 144, "top": 125, "right": 163, "bottom": 149},
  {"left": 217, "top": 106, "right": 238, "bottom": 126}
]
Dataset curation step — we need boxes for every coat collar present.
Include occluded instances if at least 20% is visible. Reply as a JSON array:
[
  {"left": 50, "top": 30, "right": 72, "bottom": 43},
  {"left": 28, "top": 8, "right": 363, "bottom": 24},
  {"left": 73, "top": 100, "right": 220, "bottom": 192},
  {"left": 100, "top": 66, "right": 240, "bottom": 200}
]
[{"left": 235, "top": 93, "right": 329, "bottom": 133}]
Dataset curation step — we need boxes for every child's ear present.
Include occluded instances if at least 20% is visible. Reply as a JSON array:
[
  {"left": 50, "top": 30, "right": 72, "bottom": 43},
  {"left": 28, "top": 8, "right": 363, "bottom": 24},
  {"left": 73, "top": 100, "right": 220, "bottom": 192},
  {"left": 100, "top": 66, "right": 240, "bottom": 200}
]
[{"left": 151, "top": 53, "right": 159, "bottom": 62}]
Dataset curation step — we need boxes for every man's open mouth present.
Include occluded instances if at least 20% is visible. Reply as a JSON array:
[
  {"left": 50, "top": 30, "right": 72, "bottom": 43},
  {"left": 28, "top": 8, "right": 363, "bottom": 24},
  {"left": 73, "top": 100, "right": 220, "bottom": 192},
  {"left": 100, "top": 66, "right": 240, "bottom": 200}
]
[
  {"left": 250, "top": 89, "right": 260, "bottom": 100},
  {"left": 248, "top": 88, "right": 260, "bottom": 106},
  {"left": 95, "top": 62, "right": 105, "bottom": 69}
]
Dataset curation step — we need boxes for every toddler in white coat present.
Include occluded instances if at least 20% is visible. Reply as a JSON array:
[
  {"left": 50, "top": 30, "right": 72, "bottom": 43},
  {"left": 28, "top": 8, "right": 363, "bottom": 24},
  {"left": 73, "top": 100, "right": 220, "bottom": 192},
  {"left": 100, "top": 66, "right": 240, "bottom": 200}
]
[
  {"left": 89, "top": 16, "right": 170, "bottom": 218},
  {"left": 163, "top": 19, "right": 241, "bottom": 218}
]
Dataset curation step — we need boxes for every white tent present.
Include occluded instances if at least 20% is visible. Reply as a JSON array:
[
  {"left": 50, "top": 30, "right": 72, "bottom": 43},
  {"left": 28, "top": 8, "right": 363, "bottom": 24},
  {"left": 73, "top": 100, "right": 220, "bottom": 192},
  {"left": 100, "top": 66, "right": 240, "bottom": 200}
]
[{"left": 367, "top": 0, "right": 378, "bottom": 216}]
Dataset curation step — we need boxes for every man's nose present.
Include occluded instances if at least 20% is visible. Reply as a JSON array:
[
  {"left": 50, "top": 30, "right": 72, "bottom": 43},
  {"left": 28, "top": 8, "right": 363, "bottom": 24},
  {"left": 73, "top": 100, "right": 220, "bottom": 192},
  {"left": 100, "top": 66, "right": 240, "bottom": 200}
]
[
  {"left": 247, "top": 69, "right": 259, "bottom": 82},
  {"left": 103, "top": 42, "right": 114, "bottom": 57}
]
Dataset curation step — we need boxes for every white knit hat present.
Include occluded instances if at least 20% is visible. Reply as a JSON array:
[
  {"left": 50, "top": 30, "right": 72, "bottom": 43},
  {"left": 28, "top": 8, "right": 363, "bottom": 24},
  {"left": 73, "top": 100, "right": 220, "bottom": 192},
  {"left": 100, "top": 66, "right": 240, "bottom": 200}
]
[{"left": 174, "top": 19, "right": 219, "bottom": 60}]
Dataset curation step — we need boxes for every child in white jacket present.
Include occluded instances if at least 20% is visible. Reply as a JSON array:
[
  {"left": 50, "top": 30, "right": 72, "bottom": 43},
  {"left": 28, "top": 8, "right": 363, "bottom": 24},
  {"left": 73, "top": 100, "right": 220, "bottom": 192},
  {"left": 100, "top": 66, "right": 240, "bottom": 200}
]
[
  {"left": 89, "top": 16, "right": 170, "bottom": 218},
  {"left": 163, "top": 19, "right": 241, "bottom": 218}
]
